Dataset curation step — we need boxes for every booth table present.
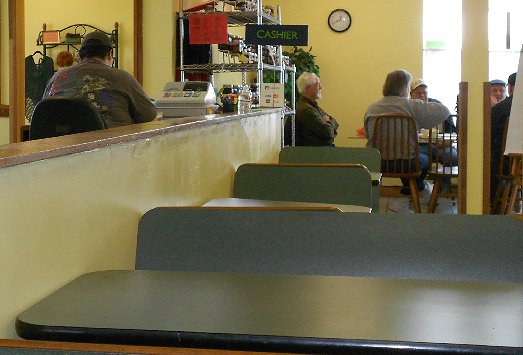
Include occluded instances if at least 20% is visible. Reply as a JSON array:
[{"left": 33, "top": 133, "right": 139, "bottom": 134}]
[{"left": 16, "top": 270, "right": 523, "bottom": 354}]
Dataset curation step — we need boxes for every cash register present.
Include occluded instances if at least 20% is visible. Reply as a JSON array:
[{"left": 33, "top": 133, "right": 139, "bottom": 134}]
[{"left": 155, "top": 81, "right": 217, "bottom": 118}]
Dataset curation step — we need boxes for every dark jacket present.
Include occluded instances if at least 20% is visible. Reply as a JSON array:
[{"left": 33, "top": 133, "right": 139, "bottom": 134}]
[
  {"left": 490, "top": 96, "right": 513, "bottom": 198},
  {"left": 286, "top": 96, "right": 339, "bottom": 146}
]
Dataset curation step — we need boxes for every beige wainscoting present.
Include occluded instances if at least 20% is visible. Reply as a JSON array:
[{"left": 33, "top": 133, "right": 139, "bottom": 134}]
[{"left": 0, "top": 110, "right": 281, "bottom": 338}]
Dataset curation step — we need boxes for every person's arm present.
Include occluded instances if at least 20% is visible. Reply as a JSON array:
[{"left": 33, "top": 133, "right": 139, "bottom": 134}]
[
  {"left": 42, "top": 72, "right": 60, "bottom": 99},
  {"left": 319, "top": 107, "right": 339, "bottom": 135},
  {"left": 411, "top": 100, "right": 450, "bottom": 129},
  {"left": 299, "top": 106, "right": 337, "bottom": 140},
  {"left": 125, "top": 74, "right": 157, "bottom": 123}
]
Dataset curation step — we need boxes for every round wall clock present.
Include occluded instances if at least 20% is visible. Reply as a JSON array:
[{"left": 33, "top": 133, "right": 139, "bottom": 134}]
[{"left": 328, "top": 9, "right": 352, "bottom": 33}]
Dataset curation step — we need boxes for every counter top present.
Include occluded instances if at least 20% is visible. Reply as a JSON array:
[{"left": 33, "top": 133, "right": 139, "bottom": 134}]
[{"left": 0, "top": 109, "right": 281, "bottom": 169}]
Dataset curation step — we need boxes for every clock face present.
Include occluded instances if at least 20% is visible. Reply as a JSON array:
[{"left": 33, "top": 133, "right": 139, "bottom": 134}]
[{"left": 328, "top": 9, "right": 352, "bottom": 32}]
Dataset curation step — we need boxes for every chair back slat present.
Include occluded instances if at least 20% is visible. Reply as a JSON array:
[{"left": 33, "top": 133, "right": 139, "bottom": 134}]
[{"left": 371, "top": 114, "right": 420, "bottom": 177}]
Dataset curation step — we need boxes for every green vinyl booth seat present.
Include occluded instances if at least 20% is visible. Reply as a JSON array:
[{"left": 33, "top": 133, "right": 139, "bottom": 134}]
[
  {"left": 233, "top": 163, "right": 373, "bottom": 209},
  {"left": 279, "top": 146, "right": 381, "bottom": 212}
]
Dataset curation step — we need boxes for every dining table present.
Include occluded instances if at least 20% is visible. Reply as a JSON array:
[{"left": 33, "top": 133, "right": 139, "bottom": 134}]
[{"left": 16, "top": 270, "right": 523, "bottom": 354}]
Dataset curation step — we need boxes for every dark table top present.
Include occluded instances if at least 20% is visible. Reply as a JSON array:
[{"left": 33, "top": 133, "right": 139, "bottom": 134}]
[{"left": 16, "top": 270, "right": 523, "bottom": 354}]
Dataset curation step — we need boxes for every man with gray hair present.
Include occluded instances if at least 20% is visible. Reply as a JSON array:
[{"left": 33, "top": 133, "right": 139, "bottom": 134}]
[
  {"left": 364, "top": 69, "right": 450, "bottom": 195},
  {"left": 286, "top": 72, "right": 339, "bottom": 146}
]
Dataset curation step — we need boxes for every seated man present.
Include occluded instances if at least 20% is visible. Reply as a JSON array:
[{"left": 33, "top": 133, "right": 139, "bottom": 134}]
[
  {"left": 410, "top": 78, "right": 458, "bottom": 169},
  {"left": 489, "top": 79, "right": 507, "bottom": 107},
  {"left": 491, "top": 72, "right": 516, "bottom": 202},
  {"left": 364, "top": 70, "right": 450, "bottom": 194},
  {"left": 286, "top": 72, "right": 339, "bottom": 146},
  {"left": 44, "top": 31, "right": 157, "bottom": 128}
]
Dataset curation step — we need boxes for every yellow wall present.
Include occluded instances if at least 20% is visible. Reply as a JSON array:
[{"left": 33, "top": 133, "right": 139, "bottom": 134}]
[
  {"left": 24, "top": 0, "right": 135, "bottom": 73},
  {"left": 143, "top": 0, "right": 175, "bottom": 98},
  {"left": 0, "top": 112, "right": 281, "bottom": 338},
  {"left": 267, "top": 0, "right": 488, "bottom": 212},
  {"left": 462, "top": 0, "right": 489, "bottom": 214},
  {"left": 265, "top": 0, "right": 423, "bottom": 148}
]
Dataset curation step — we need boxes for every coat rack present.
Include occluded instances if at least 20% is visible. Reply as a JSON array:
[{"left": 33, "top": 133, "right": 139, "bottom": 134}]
[{"left": 36, "top": 23, "right": 119, "bottom": 68}]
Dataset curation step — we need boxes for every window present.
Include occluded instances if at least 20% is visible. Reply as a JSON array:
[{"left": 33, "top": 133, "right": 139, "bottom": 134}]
[
  {"left": 422, "top": 0, "right": 462, "bottom": 113},
  {"left": 488, "top": 0, "right": 523, "bottom": 82}
]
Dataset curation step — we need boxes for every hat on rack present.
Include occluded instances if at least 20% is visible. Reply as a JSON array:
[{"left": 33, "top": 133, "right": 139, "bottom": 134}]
[
  {"left": 81, "top": 31, "right": 113, "bottom": 50},
  {"left": 489, "top": 79, "right": 506, "bottom": 86},
  {"left": 410, "top": 78, "right": 427, "bottom": 91}
]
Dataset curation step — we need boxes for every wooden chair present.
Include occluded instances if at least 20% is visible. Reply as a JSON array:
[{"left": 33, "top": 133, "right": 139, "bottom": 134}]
[
  {"left": 427, "top": 125, "right": 459, "bottom": 213},
  {"left": 369, "top": 114, "right": 421, "bottom": 213},
  {"left": 278, "top": 146, "right": 381, "bottom": 212},
  {"left": 490, "top": 115, "right": 511, "bottom": 212},
  {"left": 233, "top": 163, "right": 373, "bottom": 209},
  {"left": 491, "top": 153, "right": 522, "bottom": 214}
]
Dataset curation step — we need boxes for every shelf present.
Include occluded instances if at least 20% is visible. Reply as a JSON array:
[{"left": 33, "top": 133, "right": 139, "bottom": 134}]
[
  {"left": 182, "top": 63, "right": 294, "bottom": 73},
  {"left": 180, "top": 10, "right": 278, "bottom": 25},
  {"left": 227, "top": 11, "right": 278, "bottom": 25},
  {"left": 178, "top": 0, "right": 295, "bottom": 147}
]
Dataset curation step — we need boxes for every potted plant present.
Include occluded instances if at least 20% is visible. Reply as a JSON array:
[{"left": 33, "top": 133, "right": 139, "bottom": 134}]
[{"left": 260, "top": 46, "right": 320, "bottom": 107}]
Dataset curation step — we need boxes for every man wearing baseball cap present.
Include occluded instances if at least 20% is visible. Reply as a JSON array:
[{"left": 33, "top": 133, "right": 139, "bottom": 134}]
[
  {"left": 490, "top": 79, "right": 507, "bottom": 107},
  {"left": 409, "top": 78, "right": 458, "bottom": 177},
  {"left": 43, "top": 31, "right": 156, "bottom": 128},
  {"left": 490, "top": 72, "right": 517, "bottom": 202},
  {"left": 410, "top": 79, "right": 456, "bottom": 133}
]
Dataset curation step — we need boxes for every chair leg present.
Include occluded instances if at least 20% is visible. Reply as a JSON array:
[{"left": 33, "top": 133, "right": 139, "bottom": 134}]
[
  {"left": 428, "top": 177, "right": 441, "bottom": 213},
  {"left": 506, "top": 179, "right": 522, "bottom": 214},
  {"left": 491, "top": 181, "right": 504, "bottom": 214},
  {"left": 409, "top": 178, "right": 421, "bottom": 213},
  {"left": 499, "top": 181, "right": 512, "bottom": 214}
]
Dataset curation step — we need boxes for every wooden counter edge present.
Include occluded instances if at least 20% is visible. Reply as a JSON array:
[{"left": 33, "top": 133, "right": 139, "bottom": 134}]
[
  {"left": 0, "top": 109, "right": 281, "bottom": 169},
  {"left": 0, "top": 339, "right": 304, "bottom": 355}
]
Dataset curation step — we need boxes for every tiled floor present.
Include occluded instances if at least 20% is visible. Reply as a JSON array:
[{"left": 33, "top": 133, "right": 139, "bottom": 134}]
[{"left": 379, "top": 182, "right": 458, "bottom": 214}]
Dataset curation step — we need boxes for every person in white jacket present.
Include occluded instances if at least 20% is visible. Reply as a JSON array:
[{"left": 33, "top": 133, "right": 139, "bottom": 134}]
[{"left": 364, "top": 69, "right": 450, "bottom": 195}]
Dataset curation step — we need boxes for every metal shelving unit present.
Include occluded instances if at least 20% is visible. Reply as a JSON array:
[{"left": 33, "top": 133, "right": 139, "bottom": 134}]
[{"left": 178, "top": 0, "right": 295, "bottom": 147}]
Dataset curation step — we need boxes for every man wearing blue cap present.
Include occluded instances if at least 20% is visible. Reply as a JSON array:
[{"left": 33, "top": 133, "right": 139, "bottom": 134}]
[{"left": 490, "top": 79, "right": 507, "bottom": 107}]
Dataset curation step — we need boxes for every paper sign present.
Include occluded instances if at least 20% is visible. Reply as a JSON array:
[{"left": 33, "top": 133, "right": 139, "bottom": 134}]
[
  {"left": 259, "top": 83, "right": 284, "bottom": 108},
  {"left": 189, "top": 13, "right": 228, "bottom": 44},
  {"left": 42, "top": 31, "right": 61, "bottom": 44}
]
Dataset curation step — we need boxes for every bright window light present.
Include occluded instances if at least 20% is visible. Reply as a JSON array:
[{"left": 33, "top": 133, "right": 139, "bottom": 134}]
[
  {"left": 488, "top": 0, "right": 522, "bottom": 82},
  {"left": 422, "top": 0, "right": 462, "bottom": 113}
]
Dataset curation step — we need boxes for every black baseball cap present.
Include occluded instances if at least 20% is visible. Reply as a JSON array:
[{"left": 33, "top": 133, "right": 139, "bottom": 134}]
[{"left": 81, "top": 31, "right": 113, "bottom": 50}]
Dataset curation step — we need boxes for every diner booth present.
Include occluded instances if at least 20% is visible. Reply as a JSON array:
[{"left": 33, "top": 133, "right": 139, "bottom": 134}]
[{"left": 0, "top": 0, "right": 521, "bottom": 353}]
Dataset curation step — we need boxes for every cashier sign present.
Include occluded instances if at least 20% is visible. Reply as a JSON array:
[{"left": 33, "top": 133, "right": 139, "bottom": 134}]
[{"left": 246, "top": 24, "right": 308, "bottom": 46}]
